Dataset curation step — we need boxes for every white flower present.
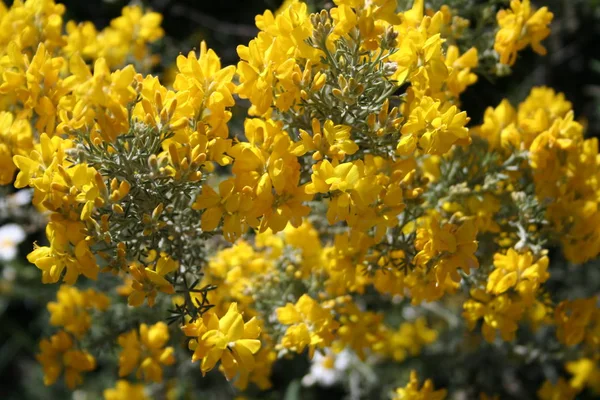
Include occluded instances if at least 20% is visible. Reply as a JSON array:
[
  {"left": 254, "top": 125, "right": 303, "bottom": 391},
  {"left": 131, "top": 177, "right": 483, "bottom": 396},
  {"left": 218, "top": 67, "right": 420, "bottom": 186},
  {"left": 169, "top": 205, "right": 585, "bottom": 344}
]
[
  {"left": 8, "top": 190, "right": 32, "bottom": 207},
  {"left": 301, "top": 348, "right": 354, "bottom": 387},
  {"left": 0, "top": 223, "right": 26, "bottom": 261}
]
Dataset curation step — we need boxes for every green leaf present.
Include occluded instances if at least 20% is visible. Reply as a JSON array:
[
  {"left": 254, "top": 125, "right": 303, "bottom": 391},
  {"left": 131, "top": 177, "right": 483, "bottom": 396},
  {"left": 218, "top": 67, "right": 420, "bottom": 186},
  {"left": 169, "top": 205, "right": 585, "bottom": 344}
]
[{"left": 283, "top": 379, "right": 302, "bottom": 400}]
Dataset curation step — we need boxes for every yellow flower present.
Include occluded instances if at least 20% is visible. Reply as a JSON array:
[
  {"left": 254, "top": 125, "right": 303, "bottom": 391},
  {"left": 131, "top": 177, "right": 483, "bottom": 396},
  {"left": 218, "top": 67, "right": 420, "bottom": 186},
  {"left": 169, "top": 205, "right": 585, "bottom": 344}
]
[
  {"left": 202, "top": 240, "right": 274, "bottom": 313},
  {"left": 0, "top": 0, "right": 66, "bottom": 55},
  {"left": 47, "top": 285, "right": 109, "bottom": 338},
  {"left": 13, "top": 133, "right": 72, "bottom": 191},
  {"left": 390, "top": 7, "right": 448, "bottom": 86},
  {"left": 95, "top": 5, "right": 163, "bottom": 69},
  {"left": 276, "top": 294, "right": 339, "bottom": 358},
  {"left": 554, "top": 298, "right": 598, "bottom": 347},
  {"left": 414, "top": 215, "right": 479, "bottom": 284},
  {"left": 104, "top": 380, "right": 149, "bottom": 400},
  {"left": 173, "top": 41, "right": 236, "bottom": 139},
  {"left": 233, "top": 347, "right": 277, "bottom": 391},
  {"left": 566, "top": 358, "right": 600, "bottom": 394},
  {"left": 404, "top": 265, "right": 459, "bottom": 305},
  {"left": 0, "top": 111, "right": 32, "bottom": 184},
  {"left": 36, "top": 331, "right": 96, "bottom": 389},
  {"left": 475, "top": 99, "right": 516, "bottom": 150},
  {"left": 63, "top": 21, "right": 100, "bottom": 61},
  {"left": 323, "top": 231, "right": 373, "bottom": 294},
  {"left": 463, "top": 289, "right": 524, "bottom": 343},
  {"left": 518, "top": 87, "right": 572, "bottom": 136},
  {"left": 449, "top": 194, "right": 501, "bottom": 233},
  {"left": 399, "top": 96, "right": 470, "bottom": 156},
  {"left": 226, "top": 118, "right": 312, "bottom": 233},
  {"left": 306, "top": 159, "right": 360, "bottom": 195},
  {"left": 126, "top": 254, "right": 179, "bottom": 307},
  {"left": 444, "top": 46, "right": 478, "bottom": 99},
  {"left": 487, "top": 249, "right": 549, "bottom": 300},
  {"left": 529, "top": 111, "right": 581, "bottom": 173},
  {"left": 27, "top": 220, "right": 99, "bottom": 284},
  {"left": 334, "top": 300, "right": 386, "bottom": 359},
  {"left": 283, "top": 221, "right": 323, "bottom": 277},
  {"left": 292, "top": 119, "right": 358, "bottom": 161},
  {"left": 117, "top": 322, "right": 175, "bottom": 383},
  {"left": 495, "top": 0, "right": 553, "bottom": 66},
  {"left": 537, "top": 378, "right": 578, "bottom": 400},
  {"left": 473, "top": 88, "right": 600, "bottom": 265},
  {"left": 193, "top": 179, "right": 254, "bottom": 242},
  {"left": 383, "top": 317, "right": 438, "bottom": 362},
  {"left": 0, "top": 42, "right": 67, "bottom": 136},
  {"left": 306, "top": 159, "right": 382, "bottom": 227},
  {"left": 392, "top": 370, "right": 447, "bottom": 400},
  {"left": 182, "top": 303, "right": 262, "bottom": 380},
  {"left": 235, "top": 36, "right": 275, "bottom": 116},
  {"left": 331, "top": 0, "right": 400, "bottom": 48},
  {"left": 236, "top": 0, "right": 316, "bottom": 115},
  {"left": 372, "top": 258, "right": 406, "bottom": 296}
]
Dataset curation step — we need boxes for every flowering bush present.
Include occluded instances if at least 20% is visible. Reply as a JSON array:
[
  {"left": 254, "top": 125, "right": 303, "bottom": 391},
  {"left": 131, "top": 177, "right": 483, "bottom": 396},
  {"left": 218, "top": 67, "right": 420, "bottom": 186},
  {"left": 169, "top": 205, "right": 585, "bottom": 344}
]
[{"left": 0, "top": 0, "right": 599, "bottom": 399}]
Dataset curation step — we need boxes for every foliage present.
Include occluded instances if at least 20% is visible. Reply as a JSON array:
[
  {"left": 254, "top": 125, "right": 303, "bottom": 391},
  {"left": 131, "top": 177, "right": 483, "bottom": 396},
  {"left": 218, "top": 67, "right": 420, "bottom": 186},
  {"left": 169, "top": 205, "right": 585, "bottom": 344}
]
[{"left": 0, "top": 0, "right": 599, "bottom": 399}]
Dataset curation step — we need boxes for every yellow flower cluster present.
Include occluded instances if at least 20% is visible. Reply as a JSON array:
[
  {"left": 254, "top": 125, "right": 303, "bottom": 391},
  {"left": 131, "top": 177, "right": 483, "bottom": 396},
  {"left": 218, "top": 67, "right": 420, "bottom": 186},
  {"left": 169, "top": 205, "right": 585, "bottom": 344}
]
[
  {"left": 539, "top": 358, "right": 600, "bottom": 400},
  {"left": 190, "top": 223, "right": 442, "bottom": 389},
  {"left": 36, "top": 285, "right": 108, "bottom": 388},
  {"left": 182, "top": 303, "right": 261, "bottom": 380},
  {"left": 126, "top": 253, "right": 179, "bottom": 307},
  {"left": 494, "top": 0, "right": 553, "bottom": 66},
  {"left": 1, "top": 0, "right": 237, "bottom": 306},
  {"left": 118, "top": 322, "right": 175, "bottom": 383},
  {"left": 0, "top": 1, "right": 163, "bottom": 185},
  {"left": 277, "top": 294, "right": 340, "bottom": 357},
  {"left": 477, "top": 87, "right": 600, "bottom": 263},
  {"left": 3, "top": 0, "right": 598, "bottom": 397},
  {"left": 36, "top": 330, "right": 96, "bottom": 389},
  {"left": 217, "top": 0, "right": 478, "bottom": 246},
  {"left": 463, "top": 248, "right": 550, "bottom": 342},
  {"left": 104, "top": 380, "right": 149, "bottom": 400},
  {"left": 410, "top": 215, "right": 478, "bottom": 303},
  {"left": 0, "top": 111, "right": 32, "bottom": 184},
  {"left": 381, "top": 317, "right": 438, "bottom": 362},
  {"left": 486, "top": 249, "right": 549, "bottom": 299},
  {"left": 0, "top": 1, "right": 163, "bottom": 292},
  {"left": 48, "top": 284, "right": 109, "bottom": 337},
  {"left": 236, "top": 0, "right": 317, "bottom": 116},
  {"left": 18, "top": 134, "right": 102, "bottom": 284},
  {"left": 555, "top": 297, "right": 600, "bottom": 349},
  {"left": 392, "top": 370, "right": 447, "bottom": 400}
]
